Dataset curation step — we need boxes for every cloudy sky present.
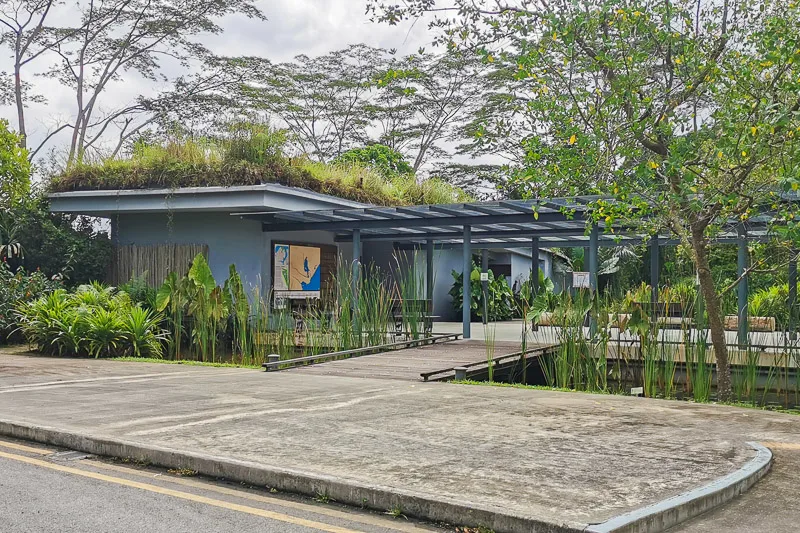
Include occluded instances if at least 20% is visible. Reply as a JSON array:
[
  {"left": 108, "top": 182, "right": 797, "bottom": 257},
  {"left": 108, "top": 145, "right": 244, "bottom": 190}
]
[{"left": 0, "top": 0, "right": 436, "bottom": 163}]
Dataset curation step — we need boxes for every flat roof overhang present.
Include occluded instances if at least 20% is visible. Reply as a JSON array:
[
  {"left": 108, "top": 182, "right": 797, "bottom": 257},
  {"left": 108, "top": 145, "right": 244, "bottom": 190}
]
[{"left": 49, "top": 184, "right": 369, "bottom": 216}]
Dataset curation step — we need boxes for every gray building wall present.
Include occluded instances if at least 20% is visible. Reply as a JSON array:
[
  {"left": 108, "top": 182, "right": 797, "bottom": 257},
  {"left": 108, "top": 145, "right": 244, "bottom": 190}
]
[
  {"left": 114, "top": 213, "right": 555, "bottom": 319},
  {"left": 115, "top": 212, "right": 265, "bottom": 290},
  {"left": 115, "top": 213, "right": 355, "bottom": 294}
]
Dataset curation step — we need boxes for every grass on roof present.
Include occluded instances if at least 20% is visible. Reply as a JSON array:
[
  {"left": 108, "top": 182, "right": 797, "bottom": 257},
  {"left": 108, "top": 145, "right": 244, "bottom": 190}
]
[{"left": 50, "top": 138, "right": 472, "bottom": 206}]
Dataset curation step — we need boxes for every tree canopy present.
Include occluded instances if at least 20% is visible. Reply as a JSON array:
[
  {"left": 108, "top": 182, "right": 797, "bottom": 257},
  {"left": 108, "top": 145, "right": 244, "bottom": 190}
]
[
  {"left": 0, "top": 119, "right": 30, "bottom": 208},
  {"left": 368, "top": 0, "right": 800, "bottom": 400},
  {"left": 333, "top": 144, "right": 413, "bottom": 177}
]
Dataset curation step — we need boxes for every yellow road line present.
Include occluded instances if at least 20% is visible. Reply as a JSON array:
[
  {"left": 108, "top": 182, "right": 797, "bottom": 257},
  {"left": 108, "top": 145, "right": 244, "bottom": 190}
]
[
  {"left": 0, "top": 439, "right": 54, "bottom": 455},
  {"left": 0, "top": 450, "right": 364, "bottom": 533},
  {"left": 84, "top": 459, "right": 430, "bottom": 533},
  {"left": 760, "top": 441, "right": 800, "bottom": 450}
]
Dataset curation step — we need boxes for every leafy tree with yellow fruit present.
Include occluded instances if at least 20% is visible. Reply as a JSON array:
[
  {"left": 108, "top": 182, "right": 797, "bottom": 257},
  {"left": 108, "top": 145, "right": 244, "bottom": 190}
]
[{"left": 369, "top": 0, "right": 800, "bottom": 400}]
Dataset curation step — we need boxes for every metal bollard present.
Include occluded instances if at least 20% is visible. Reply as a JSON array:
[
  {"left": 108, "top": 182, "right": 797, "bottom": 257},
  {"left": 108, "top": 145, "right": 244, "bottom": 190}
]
[
  {"left": 454, "top": 367, "right": 468, "bottom": 381},
  {"left": 267, "top": 354, "right": 280, "bottom": 370}
]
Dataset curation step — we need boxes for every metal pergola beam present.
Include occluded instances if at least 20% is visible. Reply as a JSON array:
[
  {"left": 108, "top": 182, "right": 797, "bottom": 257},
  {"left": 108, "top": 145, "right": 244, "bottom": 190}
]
[
  {"left": 259, "top": 210, "right": 586, "bottom": 233},
  {"left": 334, "top": 227, "right": 597, "bottom": 243}
]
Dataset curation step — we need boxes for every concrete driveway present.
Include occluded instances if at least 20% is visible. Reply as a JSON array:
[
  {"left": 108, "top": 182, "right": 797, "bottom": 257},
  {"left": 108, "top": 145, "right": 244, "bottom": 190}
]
[{"left": 1, "top": 348, "right": 799, "bottom": 531}]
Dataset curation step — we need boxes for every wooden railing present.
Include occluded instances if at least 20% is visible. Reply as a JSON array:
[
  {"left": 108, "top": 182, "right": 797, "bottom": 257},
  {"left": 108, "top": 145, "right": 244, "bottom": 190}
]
[{"left": 262, "top": 333, "right": 462, "bottom": 371}]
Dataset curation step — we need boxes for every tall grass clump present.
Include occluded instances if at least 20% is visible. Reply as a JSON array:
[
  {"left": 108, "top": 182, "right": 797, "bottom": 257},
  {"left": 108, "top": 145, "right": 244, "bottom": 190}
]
[
  {"left": 393, "top": 251, "right": 431, "bottom": 340},
  {"left": 52, "top": 127, "right": 471, "bottom": 207}
]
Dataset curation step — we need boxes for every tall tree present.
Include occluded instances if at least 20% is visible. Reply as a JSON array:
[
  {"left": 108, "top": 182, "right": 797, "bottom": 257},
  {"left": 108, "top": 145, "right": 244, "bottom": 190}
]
[
  {"left": 374, "top": 52, "right": 484, "bottom": 172},
  {"left": 6, "top": 0, "right": 264, "bottom": 166},
  {"left": 0, "top": 0, "right": 76, "bottom": 150},
  {"left": 369, "top": 0, "right": 800, "bottom": 400},
  {"left": 243, "top": 44, "right": 384, "bottom": 161}
]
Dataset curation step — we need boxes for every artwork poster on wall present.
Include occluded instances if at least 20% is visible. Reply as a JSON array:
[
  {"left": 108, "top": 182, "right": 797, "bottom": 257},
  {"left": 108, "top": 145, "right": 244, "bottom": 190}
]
[{"left": 273, "top": 243, "right": 321, "bottom": 307}]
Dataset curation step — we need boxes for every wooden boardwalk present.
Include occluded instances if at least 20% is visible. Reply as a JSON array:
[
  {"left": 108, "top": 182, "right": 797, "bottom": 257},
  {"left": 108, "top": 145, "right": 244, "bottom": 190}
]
[{"left": 287, "top": 340, "right": 549, "bottom": 381}]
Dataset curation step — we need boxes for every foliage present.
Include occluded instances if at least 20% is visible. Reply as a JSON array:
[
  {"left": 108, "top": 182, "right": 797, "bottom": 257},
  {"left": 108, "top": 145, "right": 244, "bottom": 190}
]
[
  {"left": 749, "top": 284, "right": 790, "bottom": 325},
  {"left": 15, "top": 284, "right": 167, "bottom": 357},
  {"left": 120, "top": 273, "right": 157, "bottom": 309},
  {"left": 8, "top": 197, "right": 112, "bottom": 286},
  {"left": 0, "top": 119, "right": 30, "bottom": 208},
  {"left": 334, "top": 145, "right": 413, "bottom": 177},
  {"left": 0, "top": 260, "right": 61, "bottom": 343},
  {"left": 239, "top": 47, "right": 483, "bottom": 172},
  {"left": 51, "top": 136, "right": 470, "bottom": 206},
  {"left": 449, "top": 263, "right": 515, "bottom": 321},
  {"left": 370, "top": 0, "right": 800, "bottom": 402}
]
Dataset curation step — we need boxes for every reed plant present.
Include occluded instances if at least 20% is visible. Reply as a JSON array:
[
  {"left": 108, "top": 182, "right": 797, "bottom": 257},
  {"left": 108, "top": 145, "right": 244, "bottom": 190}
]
[
  {"left": 484, "top": 320, "right": 497, "bottom": 382},
  {"left": 393, "top": 251, "right": 429, "bottom": 340}
]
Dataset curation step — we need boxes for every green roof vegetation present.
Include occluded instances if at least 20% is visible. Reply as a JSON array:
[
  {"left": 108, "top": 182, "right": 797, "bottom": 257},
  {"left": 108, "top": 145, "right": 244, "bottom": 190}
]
[{"left": 50, "top": 137, "right": 472, "bottom": 206}]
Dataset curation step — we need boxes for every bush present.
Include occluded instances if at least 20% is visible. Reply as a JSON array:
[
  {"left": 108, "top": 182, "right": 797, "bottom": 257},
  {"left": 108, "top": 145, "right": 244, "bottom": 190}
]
[
  {"left": 0, "top": 260, "right": 61, "bottom": 343},
  {"left": 9, "top": 198, "right": 112, "bottom": 285},
  {"left": 15, "top": 283, "right": 167, "bottom": 357},
  {"left": 333, "top": 144, "right": 413, "bottom": 177},
  {"left": 449, "top": 263, "right": 515, "bottom": 321}
]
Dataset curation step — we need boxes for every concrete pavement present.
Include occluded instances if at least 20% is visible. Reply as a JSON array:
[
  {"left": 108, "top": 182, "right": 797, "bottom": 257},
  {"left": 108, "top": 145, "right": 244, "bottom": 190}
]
[
  {"left": 670, "top": 443, "right": 800, "bottom": 532},
  {"left": 1, "top": 349, "right": 799, "bottom": 531}
]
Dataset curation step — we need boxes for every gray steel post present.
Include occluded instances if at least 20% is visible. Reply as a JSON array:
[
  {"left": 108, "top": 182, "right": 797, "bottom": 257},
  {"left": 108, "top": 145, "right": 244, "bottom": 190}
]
[
  {"left": 426, "top": 239, "right": 434, "bottom": 303},
  {"left": 531, "top": 236, "right": 540, "bottom": 298},
  {"left": 737, "top": 225, "right": 748, "bottom": 346},
  {"left": 352, "top": 228, "right": 361, "bottom": 329},
  {"left": 481, "top": 248, "right": 489, "bottom": 325},
  {"left": 650, "top": 235, "right": 659, "bottom": 323},
  {"left": 463, "top": 225, "right": 472, "bottom": 339},
  {"left": 589, "top": 224, "right": 599, "bottom": 335},
  {"left": 790, "top": 250, "right": 797, "bottom": 340}
]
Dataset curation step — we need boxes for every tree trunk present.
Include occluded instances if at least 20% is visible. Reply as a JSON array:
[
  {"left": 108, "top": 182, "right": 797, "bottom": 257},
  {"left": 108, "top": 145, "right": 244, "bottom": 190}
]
[
  {"left": 690, "top": 224, "right": 732, "bottom": 401},
  {"left": 14, "top": 65, "right": 26, "bottom": 148}
]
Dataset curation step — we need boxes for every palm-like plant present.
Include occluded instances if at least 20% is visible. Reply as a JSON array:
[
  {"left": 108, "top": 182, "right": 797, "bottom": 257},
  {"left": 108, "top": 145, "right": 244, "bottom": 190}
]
[
  {"left": 122, "top": 306, "right": 168, "bottom": 358},
  {"left": 85, "top": 307, "right": 125, "bottom": 357}
]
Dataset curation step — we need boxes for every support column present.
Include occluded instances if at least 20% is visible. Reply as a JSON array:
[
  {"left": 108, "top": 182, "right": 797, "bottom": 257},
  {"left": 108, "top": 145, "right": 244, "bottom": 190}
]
[
  {"left": 589, "top": 225, "right": 599, "bottom": 291},
  {"left": 737, "top": 225, "right": 748, "bottom": 347},
  {"left": 790, "top": 250, "right": 797, "bottom": 341},
  {"left": 583, "top": 246, "right": 590, "bottom": 273},
  {"left": 589, "top": 224, "right": 599, "bottom": 336},
  {"left": 463, "top": 225, "right": 472, "bottom": 339},
  {"left": 481, "top": 248, "right": 489, "bottom": 325},
  {"left": 352, "top": 228, "right": 361, "bottom": 323},
  {"left": 531, "top": 236, "right": 540, "bottom": 299},
  {"left": 426, "top": 239, "right": 434, "bottom": 304},
  {"left": 650, "top": 235, "right": 660, "bottom": 323}
]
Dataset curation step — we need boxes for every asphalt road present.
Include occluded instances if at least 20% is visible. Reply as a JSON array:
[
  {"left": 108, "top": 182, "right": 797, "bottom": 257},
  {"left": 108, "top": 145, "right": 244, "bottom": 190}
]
[{"left": 0, "top": 437, "right": 443, "bottom": 533}]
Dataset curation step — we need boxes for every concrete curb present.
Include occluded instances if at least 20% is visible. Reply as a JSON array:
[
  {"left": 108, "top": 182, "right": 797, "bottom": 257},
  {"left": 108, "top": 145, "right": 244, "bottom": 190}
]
[
  {"left": 585, "top": 442, "right": 773, "bottom": 533},
  {"left": 0, "top": 419, "right": 771, "bottom": 533},
  {"left": 0, "top": 419, "right": 585, "bottom": 533}
]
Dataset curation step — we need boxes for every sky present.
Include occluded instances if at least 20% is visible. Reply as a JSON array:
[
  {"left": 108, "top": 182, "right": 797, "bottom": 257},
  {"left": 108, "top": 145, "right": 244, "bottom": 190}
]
[{"left": 0, "top": 0, "right": 436, "bottom": 164}]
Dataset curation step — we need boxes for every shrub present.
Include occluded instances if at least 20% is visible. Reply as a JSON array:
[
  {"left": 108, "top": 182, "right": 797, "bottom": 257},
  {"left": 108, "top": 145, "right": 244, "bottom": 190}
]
[
  {"left": 9, "top": 198, "right": 112, "bottom": 286},
  {"left": 15, "top": 283, "right": 167, "bottom": 357},
  {"left": 449, "top": 263, "right": 515, "bottom": 321},
  {"left": 333, "top": 144, "right": 413, "bottom": 177},
  {"left": 0, "top": 260, "right": 61, "bottom": 343}
]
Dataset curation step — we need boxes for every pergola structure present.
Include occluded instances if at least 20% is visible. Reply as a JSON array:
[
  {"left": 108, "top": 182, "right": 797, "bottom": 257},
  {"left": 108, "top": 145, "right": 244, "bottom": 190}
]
[{"left": 238, "top": 196, "right": 791, "bottom": 344}]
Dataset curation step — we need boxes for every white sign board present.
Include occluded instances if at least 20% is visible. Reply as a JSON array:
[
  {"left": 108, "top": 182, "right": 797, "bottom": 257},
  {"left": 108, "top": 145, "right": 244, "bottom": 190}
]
[
  {"left": 480, "top": 272, "right": 489, "bottom": 282},
  {"left": 572, "top": 271, "right": 591, "bottom": 289}
]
